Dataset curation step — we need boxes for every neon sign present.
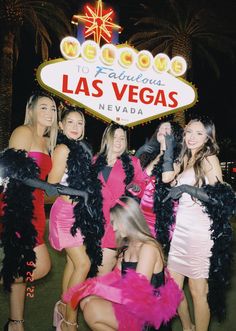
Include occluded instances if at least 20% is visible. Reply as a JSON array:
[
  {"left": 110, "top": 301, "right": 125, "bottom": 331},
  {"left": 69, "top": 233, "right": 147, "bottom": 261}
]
[
  {"left": 37, "top": 39, "right": 197, "bottom": 126},
  {"left": 72, "top": 0, "right": 121, "bottom": 44}
]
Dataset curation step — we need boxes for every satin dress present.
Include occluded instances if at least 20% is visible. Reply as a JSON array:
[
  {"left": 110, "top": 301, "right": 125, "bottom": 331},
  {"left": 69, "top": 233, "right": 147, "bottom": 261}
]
[
  {"left": 28, "top": 151, "right": 52, "bottom": 245},
  {"left": 49, "top": 172, "right": 84, "bottom": 251},
  {"left": 167, "top": 168, "right": 213, "bottom": 279},
  {"left": 140, "top": 170, "right": 156, "bottom": 237}
]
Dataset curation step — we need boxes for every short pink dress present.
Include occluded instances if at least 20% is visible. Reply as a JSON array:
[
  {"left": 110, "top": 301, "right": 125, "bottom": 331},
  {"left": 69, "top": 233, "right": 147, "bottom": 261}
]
[
  {"left": 167, "top": 168, "right": 213, "bottom": 279},
  {"left": 49, "top": 173, "right": 84, "bottom": 251}
]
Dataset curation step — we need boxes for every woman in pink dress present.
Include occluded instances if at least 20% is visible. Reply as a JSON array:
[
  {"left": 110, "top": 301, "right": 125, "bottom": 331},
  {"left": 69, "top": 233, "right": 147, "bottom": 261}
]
[
  {"left": 163, "top": 118, "right": 235, "bottom": 331},
  {"left": 0, "top": 92, "right": 58, "bottom": 331},
  {"left": 48, "top": 105, "right": 104, "bottom": 331},
  {"left": 92, "top": 123, "right": 144, "bottom": 275}
]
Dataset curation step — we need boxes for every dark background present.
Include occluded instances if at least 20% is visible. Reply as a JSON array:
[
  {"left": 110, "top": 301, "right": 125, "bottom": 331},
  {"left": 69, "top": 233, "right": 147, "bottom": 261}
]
[{"left": 11, "top": 0, "right": 236, "bottom": 154}]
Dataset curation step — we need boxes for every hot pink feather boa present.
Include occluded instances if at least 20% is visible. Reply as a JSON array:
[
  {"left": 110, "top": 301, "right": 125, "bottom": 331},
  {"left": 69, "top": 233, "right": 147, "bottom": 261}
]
[{"left": 63, "top": 268, "right": 183, "bottom": 331}]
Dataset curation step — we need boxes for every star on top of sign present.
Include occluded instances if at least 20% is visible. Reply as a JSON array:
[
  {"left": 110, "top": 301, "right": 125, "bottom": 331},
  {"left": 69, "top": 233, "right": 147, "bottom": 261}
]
[{"left": 72, "top": 0, "right": 121, "bottom": 44}]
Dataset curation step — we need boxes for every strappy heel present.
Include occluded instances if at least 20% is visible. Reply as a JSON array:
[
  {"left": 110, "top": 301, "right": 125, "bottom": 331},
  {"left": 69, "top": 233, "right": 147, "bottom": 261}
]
[
  {"left": 53, "top": 300, "right": 66, "bottom": 327},
  {"left": 56, "top": 318, "right": 78, "bottom": 330},
  {"left": 4, "top": 319, "right": 24, "bottom": 331}
]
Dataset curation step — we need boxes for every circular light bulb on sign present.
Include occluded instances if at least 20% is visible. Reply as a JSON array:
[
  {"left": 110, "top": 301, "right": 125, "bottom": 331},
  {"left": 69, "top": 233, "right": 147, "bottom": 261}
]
[
  {"left": 81, "top": 40, "right": 100, "bottom": 62},
  {"left": 136, "top": 50, "right": 153, "bottom": 71},
  {"left": 169, "top": 56, "right": 187, "bottom": 76},
  {"left": 60, "top": 37, "right": 80, "bottom": 60},
  {"left": 100, "top": 44, "right": 117, "bottom": 66},
  {"left": 153, "top": 53, "right": 170, "bottom": 73}
]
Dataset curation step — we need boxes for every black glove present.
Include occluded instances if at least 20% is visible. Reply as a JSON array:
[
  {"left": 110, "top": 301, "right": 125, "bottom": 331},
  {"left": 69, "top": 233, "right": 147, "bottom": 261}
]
[
  {"left": 56, "top": 185, "right": 93, "bottom": 217},
  {"left": 56, "top": 184, "right": 88, "bottom": 202},
  {"left": 135, "top": 139, "right": 159, "bottom": 158},
  {"left": 22, "top": 178, "right": 59, "bottom": 197},
  {"left": 163, "top": 184, "right": 216, "bottom": 204},
  {"left": 162, "top": 134, "right": 175, "bottom": 172}
]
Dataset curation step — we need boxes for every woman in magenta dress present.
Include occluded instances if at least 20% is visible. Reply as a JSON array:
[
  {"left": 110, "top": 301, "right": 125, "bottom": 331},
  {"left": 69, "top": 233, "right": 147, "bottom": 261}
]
[
  {"left": 63, "top": 197, "right": 183, "bottom": 331},
  {"left": 93, "top": 123, "right": 144, "bottom": 275},
  {"left": 0, "top": 92, "right": 57, "bottom": 331},
  {"left": 163, "top": 118, "right": 235, "bottom": 331},
  {"left": 132, "top": 121, "right": 182, "bottom": 252}
]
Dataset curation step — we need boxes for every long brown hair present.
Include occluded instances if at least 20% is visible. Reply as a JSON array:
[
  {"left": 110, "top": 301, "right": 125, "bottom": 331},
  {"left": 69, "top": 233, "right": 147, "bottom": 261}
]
[{"left": 178, "top": 118, "right": 219, "bottom": 187}]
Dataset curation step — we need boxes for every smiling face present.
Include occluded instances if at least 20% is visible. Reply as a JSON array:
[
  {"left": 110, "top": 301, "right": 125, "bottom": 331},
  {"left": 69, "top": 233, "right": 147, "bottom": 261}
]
[
  {"left": 185, "top": 121, "right": 208, "bottom": 153},
  {"left": 34, "top": 96, "right": 56, "bottom": 128},
  {"left": 59, "top": 111, "right": 84, "bottom": 140},
  {"left": 156, "top": 122, "right": 171, "bottom": 142},
  {"left": 112, "top": 128, "right": 127, "bottom": 156}
]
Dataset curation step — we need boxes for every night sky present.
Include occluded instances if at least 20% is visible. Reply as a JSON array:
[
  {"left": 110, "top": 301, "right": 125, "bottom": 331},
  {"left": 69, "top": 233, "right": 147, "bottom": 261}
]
[{"left": 11, "top": 0, "right": 236, "bottom": 156}]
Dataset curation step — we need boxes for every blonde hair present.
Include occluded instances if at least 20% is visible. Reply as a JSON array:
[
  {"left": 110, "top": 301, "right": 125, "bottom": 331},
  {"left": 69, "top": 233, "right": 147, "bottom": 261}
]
[
  {"left": 24, "top": 93, "right": 58, "bottom": 153},
  {"left": 99, "top": 123, "right": 128, "bottom": 157},
  {"left": 110, "top": 196, "right": 164, "bottom": 261},
  {"left": 58, "top": 104, "right": 85, "bottom": 140},
  {"left": 178, "top": 118, "right": 219, "bottom": 186}
]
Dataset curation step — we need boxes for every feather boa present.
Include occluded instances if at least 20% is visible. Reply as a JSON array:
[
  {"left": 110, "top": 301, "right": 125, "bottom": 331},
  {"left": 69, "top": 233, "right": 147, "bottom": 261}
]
[
  {"left": 201, "top": 182, "right": 235, "bottom": 321},
  {"left": 93, "top": 152, "right": 135, "bottom": 187},
  {"left": 63, "top": 267, "right": 122, "bottom": 307},
  {"left": 63, "top": 268, "right": 183, "bottom": 331},
  {"left": 152, "top": 160, "right": 176, "bottom": 254},
  {"left": 0, "top": 149, "right": 39, "bottom": 291},
  {"left": 57, "top": 133, "right": 104, "bottom": 277}
]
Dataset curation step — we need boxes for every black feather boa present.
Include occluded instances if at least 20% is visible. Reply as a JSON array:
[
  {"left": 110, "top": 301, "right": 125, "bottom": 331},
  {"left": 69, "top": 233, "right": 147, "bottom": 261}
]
[
  {"left": 93, "top": 152, "right": 135, "bottom": 187},
  {"left": 201, "top": 182, "right": 235, "bottom": 321},
  {"left": 57, "top": 133, "right": 104, "bottom": 277},
  {"left": 0, "top": 149, "right": 39, "bottom": 291},
  {"left": 151, "top": 158, "right": 175, "bottom": 254}
]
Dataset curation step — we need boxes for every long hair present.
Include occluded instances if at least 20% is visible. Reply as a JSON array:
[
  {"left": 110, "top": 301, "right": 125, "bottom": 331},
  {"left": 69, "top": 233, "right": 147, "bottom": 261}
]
[
  {"left": 178, "top": 118, "right": 219, "bottom": 187},
  {"left": 99, "top": 123, "right": 128, "bottom": 157},
  {"left": 140, "top": 121, "right": 183, "bottom": 169},
  {"left": 110, "top": 196, "right": 164, "bottom": 261},
  {"left": 58, "top": 103, "right": 85, "bottom": 140},
  {"left": 24, "top": 92, "right": 58, "bottom": 153}
]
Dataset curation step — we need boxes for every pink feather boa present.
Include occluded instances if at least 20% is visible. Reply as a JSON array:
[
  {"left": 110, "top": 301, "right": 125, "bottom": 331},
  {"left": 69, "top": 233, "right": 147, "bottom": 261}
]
[{"left": 63, "top": 268, "right": 183, "bottom": 331}]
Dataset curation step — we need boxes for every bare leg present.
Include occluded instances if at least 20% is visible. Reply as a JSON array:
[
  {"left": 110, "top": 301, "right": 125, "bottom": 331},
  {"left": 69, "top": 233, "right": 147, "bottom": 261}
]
[
  {"left": 188, "top": 278, "right": 210, "bottom": 331},
  {"left": 7, "top": 244, "right": 51, "bottom": 331},
  {"left": 169, "top": 270, "right": 194, "bottom": 330},
  {"left": 83, "top": 298, "right": 118, "bottom": 331},
  {"left": 55, "top": 255, "right": 74, "bottom": 319},
  {"left": 8, "top": 283, "right": 26, "bottom": 331},
  {"left": 32, "top": 244, "right": 51, "bottom": 280},
  {"left": 62, "top": 255, "right": 74, "bottom": 293},
  {"left": 98, "top": 248, "right": 117, "bottom": 276},
  {"left": 61, "top": 245, "right": 91, "bottom": 331}
]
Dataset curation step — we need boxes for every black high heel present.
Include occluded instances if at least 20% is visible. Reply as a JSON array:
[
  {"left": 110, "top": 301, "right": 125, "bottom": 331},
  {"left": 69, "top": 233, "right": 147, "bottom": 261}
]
[{"left": 4, "top": 319, "right": 24, "bottom": 331}]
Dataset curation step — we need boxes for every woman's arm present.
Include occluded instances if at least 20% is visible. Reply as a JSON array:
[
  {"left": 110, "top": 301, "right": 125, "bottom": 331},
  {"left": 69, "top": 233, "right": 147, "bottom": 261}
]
[
  {"left": 9, "top": 125, "right": 33, "bottom": 151},
  {"left": 203, "top": 155, "right": 223, "bottom": 184},
  {"left": 163, "top": 155, "right": 223, "bottom": 203},
  {"left": 136, "top": 243, "right": 163, "bottom": 281},
  {"left": 48, "top": 144, "right": 68, "bottom": 184},
  {"left": 162, "top": 162, "right": 180, "bottom": 183}
]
